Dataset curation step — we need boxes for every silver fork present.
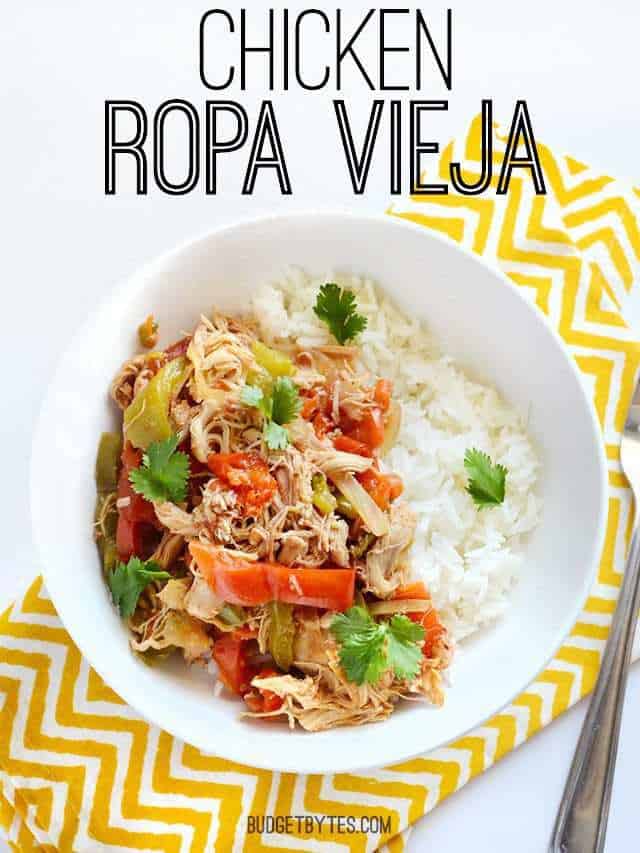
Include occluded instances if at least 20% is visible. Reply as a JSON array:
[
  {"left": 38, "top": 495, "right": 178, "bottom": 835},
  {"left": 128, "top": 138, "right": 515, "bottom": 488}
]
[{"left": 550, "top": 394, "right": 640, "bottom": 853}]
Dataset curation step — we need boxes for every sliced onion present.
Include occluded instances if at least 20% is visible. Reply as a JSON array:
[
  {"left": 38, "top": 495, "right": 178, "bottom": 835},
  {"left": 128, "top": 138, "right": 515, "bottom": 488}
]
[
  {"left": 329, "top": 471, "right": 390, "bottom": 537},
  {"left": 380, "top": 401, "right": 401, "bottom": 457},
  {"left": 306, "top": 349, "right": 340, "bottom": 382},
  {"left": 368, "top": 599, "right": 432, "bottom": 616},
  {"left": 314, "top": 450, "right": 372, "bottom": 476},
  {"left": 313, "top": 345, "right": 359, "bottom": 359}
]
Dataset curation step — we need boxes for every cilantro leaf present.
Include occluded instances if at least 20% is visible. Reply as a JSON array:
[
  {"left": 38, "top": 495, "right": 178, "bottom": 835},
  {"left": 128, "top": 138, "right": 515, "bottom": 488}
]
[
  {"left": 263, "top": 420, "right": 289, "bottom": 450},
  {"left": 313, "top": 283, "right": 368, "bottom": 345},
  {"left": 464, "top": 448, "right": 507, "bottom": 509},
  {"left": 386, "top": 615, "right": 425, "bottom": 680},
  {"left": 270, "top": 377, "right": 301, "bottom": 425},
  {"left": 129, "top": 434, "right": 189, "bottom": 504},
  {"left": 241, "top": 376, "right": 301, "bottom": 450},
  {"left": 330, "top": 605, "right": 371, "bottom": 643},
  {"left": 330, "top": 606, "right": 425, "bottom": 686},
  {"left": 331, "top": 607, "right": 388, "bottom": 685},
  {"left": 107, "top": 556, "right": 170, "bottom": 619},
  {"left": 240, "top": 384, "right": 271, "bottom": 419}
]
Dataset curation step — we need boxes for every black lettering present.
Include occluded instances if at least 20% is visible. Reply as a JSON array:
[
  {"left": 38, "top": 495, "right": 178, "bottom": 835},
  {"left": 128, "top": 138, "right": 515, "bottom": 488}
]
[
  {"left": 390, "top": 100, "right": 401, "bottom": 194},
  {"left": 240, "top": 8, "right": 275, "bottom": 90},
  {"left": 450, "top": 99, "right": 493, "bottom": 195},
  {"left": 295, "top": 10, "right": 330, "bottom": 89},
  {"left": 497, "top": 100, "right": 546, "bottom": 194},
  {"left": 336, "top": 9, "right": 375, "bottom": 89},
  {"left": 205, "top": 101, "right": 248, "bottom": 194},
  {"left": 410, "top": 100, "right": 448, "bottom": 195},
  {"left": 334, "top": 99, "right": 384, "bottom": 194},
  {"left": 283, "top": 8, "right": 289, "bottom": 89},
  {"left": 416, "top": 9, "right": 452, "bottom": 90},
  {"left": 104, "top": 100, "right": 148, "bottom": 195},
  {"left": 153, "top": 100, "right": 199, "bottom": 195},
  {"left": 242, "top": 101, "right": 292, "bottom": 194},
  {"left": 199, "top": 10, "right": 234, "bottom": 90},
  {"left": 380, "top": 9, "right": 410, "bottom": 90}
]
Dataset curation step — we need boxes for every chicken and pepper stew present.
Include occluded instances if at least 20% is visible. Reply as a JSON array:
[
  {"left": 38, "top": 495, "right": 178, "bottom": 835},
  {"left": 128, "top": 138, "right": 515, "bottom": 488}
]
[{"left": 94, "top": 284, "right": 452, "bottom": 731}]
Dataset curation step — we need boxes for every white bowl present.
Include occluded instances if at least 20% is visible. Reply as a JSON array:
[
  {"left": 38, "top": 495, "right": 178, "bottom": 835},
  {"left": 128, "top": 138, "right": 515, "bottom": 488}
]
[{"left": 31, "top": 212, "right": 607, "bottom": 773}]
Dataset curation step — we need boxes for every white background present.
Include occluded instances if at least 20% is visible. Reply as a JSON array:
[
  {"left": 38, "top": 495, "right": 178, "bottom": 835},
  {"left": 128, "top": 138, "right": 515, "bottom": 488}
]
[{"left": 1, "top": 1, "right": 639, "bottom": 850}]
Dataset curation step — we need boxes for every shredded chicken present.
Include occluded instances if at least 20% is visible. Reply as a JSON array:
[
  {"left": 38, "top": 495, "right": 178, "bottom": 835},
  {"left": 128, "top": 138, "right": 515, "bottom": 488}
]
[
  {"left": 188, "top": 314, "right": 258, "bottom": 404},
  {"left": 278, "top": 534, "right": 309, "bottom": 566},
  {"left": 150, "top": 532, "right": 185, "bottom": 571},
  {"left": 157, "top": 577, "right": 190, "bottom": 610},
  {"left": 131, "top": 609, "right": 211, "bottom": 663},
  {"left": 110, "top": 352, "right": 166, "bottom": 410},
  {"left": 292, "top": 608, "right": 328, "bottom": 665},
  {"left": 171, "top": 398, "right": 198, "bottom": 433},
  {"left": 193, "top": 481, "right": 241, "bottom": 544},
  {"left": 364, "top": 501, "right": 417, "bottom": 597},
  {"left": 154, "top": 502, "right": 199, "bottom": 537},
  {"left": 183, "top": 574, "right": 223, "bottom": 623}
]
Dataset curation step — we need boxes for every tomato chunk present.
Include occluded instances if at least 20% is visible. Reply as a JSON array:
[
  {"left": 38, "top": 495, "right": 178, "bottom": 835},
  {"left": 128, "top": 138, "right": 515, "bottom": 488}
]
[
  {"left": 213, "top": 635, "right": 255, "bottom": 695},
  {"left": 189, "top": 543, "right": 355, "bottom": 611},
  {"left": 347, "top": 407, "right": 385, "bottom": 449},
  {"left": 386, "top": 473, "right": 404, "bottom": 501},
  {"left": 244, "top": 667, "right": 284, "bottom": 713},
  {"left": 419, "top": 609, "right": 447, "bottom": 658},
  {"left": 357, "top": 468, "right": 403, "bottom": 510},
  {"left": 207, "top": 452, "right": 277, "bottom": 515},
  {"left": 333, "top": 434, "right": 373, "bottom": 457},
  {"left": 393, "top": 583, "right": 446, "bottom": 657},
  {"left": 300, "top": 393, "right": 319, "bottom": 420},
  {"left": 164, "top": 337, "right": 191, "bottom": 360},
  {"left": 374, "top": 379, "right": 392, "bottom": 412},
  {"left": 312, "top": 413, "right": 333, "bottom": 439},
  {"left": 393, "top": 582, "right": 429, "bottom": 600}
]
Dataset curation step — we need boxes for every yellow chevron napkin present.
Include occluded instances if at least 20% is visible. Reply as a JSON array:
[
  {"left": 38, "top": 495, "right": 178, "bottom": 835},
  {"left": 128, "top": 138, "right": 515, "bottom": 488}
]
[{"left": 2, "top": 118, "right": 640, "bottom": 853}]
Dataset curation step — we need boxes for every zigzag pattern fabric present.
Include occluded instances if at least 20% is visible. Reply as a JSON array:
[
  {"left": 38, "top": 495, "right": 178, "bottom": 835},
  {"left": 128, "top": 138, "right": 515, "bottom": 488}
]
[{"left": 2, "top": 117, "right": 639, "bottom": 852}]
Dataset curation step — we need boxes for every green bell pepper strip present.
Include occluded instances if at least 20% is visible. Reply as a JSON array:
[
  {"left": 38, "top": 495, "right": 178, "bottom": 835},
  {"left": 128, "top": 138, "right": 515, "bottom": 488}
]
[
  {"left": 335, "top": 493, "right": 358, "bottom": 520},
  {"left": 312, "top": 473, "right": 337, "bottom": 515},
  {"left": 123, "top": 356, "right": 188, "bottom": 450},
  {"left": 267, "top": 600, "right": 295, "bottom": 671},
  {"left": 95, "top": 432, "right": 122, "bottom": 493},
  {"left": 94, "top": 492, "right": 119, "bottom": 576},
  {"left": 217, "top": 603, "right": 247, "bottom": 626},
  {"left": 251, "top": 340, "right": 295, "bottom": 377}
]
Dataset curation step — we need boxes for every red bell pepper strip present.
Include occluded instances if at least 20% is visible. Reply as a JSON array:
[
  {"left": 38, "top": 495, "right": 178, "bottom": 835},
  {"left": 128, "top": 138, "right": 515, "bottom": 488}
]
[
  {"left": 189, "top": 543, "right": 355, "bottom": 611},
  {"left": 333, "top": 434, "right": 373, "bottom": 457},
  {"left": 115, "top": 443, "right": 157, "bottom": 559},
  {"left": 393, "top": 583, "right": 446, "bottom": 657},
  {"left": 213, "top": 639, "right": 284, "bottom": 712},
  {"left": 212, "top": 634, "right": 256, "bottom": 695}
]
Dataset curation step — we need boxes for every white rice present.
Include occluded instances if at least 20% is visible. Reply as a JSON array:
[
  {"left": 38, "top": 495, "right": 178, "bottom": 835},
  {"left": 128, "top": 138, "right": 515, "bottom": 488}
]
[{"left": 251, "top": 269, "right": 541, "bottom": 642}]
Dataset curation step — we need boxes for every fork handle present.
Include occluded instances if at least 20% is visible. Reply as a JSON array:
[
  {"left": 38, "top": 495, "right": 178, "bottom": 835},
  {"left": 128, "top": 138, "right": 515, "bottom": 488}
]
[{"left": 550, "top": 522, "right": 640, "bottom": 853}]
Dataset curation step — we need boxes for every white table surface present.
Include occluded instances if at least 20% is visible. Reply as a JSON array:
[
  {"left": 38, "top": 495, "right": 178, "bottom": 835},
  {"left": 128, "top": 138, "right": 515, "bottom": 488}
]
[{"left": 1, "top": 2, "right": 638, "bottom": 850}]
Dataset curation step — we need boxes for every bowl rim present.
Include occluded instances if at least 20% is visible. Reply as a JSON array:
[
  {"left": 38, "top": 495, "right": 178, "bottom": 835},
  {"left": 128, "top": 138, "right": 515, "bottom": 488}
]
[{"left": 30, "top": 209, "right": 608, "bottom": 773}]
